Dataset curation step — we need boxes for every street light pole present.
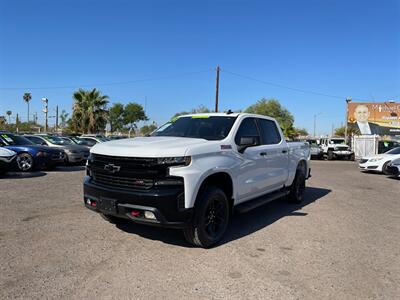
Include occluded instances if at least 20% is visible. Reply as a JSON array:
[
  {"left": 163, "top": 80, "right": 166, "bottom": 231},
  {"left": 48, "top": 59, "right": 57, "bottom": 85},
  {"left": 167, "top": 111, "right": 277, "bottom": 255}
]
[
  {"left": 42, "top": 98, "right": 49, "bottom": 132},
  {"left": 313, "top": 112, "right": 322, "bottom": 137},
  {"left": 344, "top": 97, "right": 352, "bottom": 143}
]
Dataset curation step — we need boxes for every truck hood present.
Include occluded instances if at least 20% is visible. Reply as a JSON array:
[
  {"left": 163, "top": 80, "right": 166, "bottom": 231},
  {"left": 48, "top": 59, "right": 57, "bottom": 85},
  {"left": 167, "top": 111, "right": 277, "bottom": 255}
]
[{"left": 90, "top": 136, "right": 209, "bottom": 157}]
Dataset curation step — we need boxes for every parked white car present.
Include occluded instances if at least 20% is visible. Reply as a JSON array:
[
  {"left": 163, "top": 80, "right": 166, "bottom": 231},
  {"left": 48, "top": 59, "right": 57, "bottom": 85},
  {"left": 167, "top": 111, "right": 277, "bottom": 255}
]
[
  {"left": 359, "top": 147, "right": 400, "bottom": 174},
  {"left": 384, "top": 158, "right": 400, "bottom": 178},
  {"left": 0, "top": 147, "right": 17, "bottom": 175}
]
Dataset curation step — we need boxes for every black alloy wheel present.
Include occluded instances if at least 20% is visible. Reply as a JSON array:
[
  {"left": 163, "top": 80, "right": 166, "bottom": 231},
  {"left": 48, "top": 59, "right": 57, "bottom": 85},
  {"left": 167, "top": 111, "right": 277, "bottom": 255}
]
[
  {"left": 183, "top": 186, "right": 230, "bottom": 248},
  {"left": 288, "top": 168, "right": 306, "bottom": 204}
]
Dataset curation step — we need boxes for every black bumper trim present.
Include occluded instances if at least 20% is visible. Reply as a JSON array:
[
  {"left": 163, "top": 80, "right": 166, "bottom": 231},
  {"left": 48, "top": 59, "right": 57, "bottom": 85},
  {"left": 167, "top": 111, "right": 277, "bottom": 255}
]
[{"left": 83, "top": 176, "right": 192, "bottom": 229}]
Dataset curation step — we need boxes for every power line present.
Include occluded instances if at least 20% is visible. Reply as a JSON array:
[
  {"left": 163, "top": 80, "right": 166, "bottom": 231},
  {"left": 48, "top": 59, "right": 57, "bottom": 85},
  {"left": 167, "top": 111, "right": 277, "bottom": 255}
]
[
  {"left": 221, "top": 69, "right": 372, "bottom": 102},
  {"left": 0, "top": 70, "right": 213, "bottom": 90}
]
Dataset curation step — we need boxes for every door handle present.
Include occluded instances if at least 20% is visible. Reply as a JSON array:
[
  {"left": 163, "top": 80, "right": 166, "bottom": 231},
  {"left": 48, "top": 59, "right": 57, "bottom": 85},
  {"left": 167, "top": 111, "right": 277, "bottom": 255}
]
[
  {"left": 260, "top": 152, "right": 267, "bottom": 156},
  {"left": 282, "top": 150, "right": 288, "bottom": 154}
]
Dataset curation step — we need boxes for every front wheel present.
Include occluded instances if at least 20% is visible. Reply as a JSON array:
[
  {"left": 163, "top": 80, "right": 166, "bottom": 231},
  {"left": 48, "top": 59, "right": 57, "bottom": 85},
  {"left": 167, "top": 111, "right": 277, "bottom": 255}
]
[
  {"left": 183, "top": 186, "right": 230, "bottom": 248},
  {"left": 327, "top": 150, "right": 334, "bottom": 160},
  {"left": 16, "top": 153, "right": 35, "bottom": 172},
  {"left": 382, "top": 161, "right": 391, "bottom": 175},
  {"left": 288, "top": 168, "right": 306, "bottom": 204}
]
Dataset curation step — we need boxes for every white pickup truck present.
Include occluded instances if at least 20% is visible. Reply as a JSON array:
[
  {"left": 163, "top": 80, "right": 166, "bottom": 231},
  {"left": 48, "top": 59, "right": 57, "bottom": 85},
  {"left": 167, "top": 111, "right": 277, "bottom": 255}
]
[{"left": 84, "top": 113, "right": 311, "bottom": 247}]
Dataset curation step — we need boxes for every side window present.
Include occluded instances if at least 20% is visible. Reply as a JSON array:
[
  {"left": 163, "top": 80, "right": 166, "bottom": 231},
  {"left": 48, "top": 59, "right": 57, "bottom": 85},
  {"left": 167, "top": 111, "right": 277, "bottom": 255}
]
[
  {"left": 258, "top": 119, "right": 282, "bottom": 145},
  {"left": 29, "top": 136, "right": 46, "bottom": 145},
  {"left": 234, "top": 118, "right": 260, "bottom": 145}
]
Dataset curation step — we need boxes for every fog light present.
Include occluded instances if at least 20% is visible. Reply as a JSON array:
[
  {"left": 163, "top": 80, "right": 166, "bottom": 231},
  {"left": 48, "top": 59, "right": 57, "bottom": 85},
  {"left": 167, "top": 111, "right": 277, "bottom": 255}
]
[{"left": 144, "top": 211, "right": 156, "bottom": 220}]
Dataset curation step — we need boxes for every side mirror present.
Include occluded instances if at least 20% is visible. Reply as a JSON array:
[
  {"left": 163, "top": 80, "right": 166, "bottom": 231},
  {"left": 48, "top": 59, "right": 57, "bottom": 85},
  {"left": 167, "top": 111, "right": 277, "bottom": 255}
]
[
  {"left": 238, "top": 136, "right": 258, "bottom": 153},
  {"left": 41, "top": 141, "right": 47, "bottom": 146}
]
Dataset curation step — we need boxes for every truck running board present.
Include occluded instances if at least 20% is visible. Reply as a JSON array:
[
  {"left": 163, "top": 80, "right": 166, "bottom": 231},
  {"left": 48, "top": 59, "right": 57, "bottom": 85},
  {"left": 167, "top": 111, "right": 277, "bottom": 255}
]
[{"left": 234, "top": 190, "right": 289, "bottom": 214}]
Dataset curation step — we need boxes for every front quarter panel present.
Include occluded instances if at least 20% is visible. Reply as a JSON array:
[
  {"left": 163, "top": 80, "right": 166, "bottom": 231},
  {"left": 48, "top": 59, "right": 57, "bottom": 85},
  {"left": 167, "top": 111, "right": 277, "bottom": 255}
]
[{"left": 169, "top": 151, "right": 239, "bottom": 209}]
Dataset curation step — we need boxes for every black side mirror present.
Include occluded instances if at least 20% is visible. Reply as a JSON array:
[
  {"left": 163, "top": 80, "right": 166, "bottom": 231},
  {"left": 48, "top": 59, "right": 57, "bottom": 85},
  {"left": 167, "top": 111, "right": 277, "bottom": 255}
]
[{"left": 238, "top": 136, "right": 258, "bottom": 153}]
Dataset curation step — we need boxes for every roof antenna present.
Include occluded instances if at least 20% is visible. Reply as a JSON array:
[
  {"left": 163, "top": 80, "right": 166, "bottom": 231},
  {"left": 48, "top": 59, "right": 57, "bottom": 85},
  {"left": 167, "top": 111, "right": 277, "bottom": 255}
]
[{"left": 226, "top": 109, "right": 233, "bottom": 115}]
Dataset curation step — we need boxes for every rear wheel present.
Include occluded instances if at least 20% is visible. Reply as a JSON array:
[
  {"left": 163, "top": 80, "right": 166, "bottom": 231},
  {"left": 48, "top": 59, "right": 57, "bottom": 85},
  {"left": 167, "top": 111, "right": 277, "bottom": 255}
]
[
  {"left": 288, "top": 167, "right": 306, "bottom": 204},
  {"left": 183, "top": 186, "right": 230, "bottom": 248},
  {"left": 16, "top": 153, "right": 34, "bottom": 172}
]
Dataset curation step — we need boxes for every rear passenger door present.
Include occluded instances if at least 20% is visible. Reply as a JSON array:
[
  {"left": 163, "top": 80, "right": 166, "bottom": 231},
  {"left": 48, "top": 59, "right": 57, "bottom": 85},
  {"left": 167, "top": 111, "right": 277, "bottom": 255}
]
[{"left": 257, "top": 118, "right": 289, "bottom": 190}]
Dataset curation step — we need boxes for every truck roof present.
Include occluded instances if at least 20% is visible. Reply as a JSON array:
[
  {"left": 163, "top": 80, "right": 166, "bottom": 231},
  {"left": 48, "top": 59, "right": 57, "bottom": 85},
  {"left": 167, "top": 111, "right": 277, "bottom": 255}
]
[{"left": 178, "top": 112, "right": 276, "bottom": 120}]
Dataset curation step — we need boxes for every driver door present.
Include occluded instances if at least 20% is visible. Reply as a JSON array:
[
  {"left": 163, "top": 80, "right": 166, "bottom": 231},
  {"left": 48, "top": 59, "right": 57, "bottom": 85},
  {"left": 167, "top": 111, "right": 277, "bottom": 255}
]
[{"left": 234, "top": 117, "right": 270, "bottom": 204}]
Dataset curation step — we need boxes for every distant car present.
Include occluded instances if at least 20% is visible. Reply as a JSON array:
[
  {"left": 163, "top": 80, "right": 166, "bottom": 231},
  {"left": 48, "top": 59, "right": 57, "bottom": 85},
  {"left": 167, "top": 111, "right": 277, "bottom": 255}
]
[
  {"left": 383, "top": 158, "right": 400, "bottom": 178},
  {"left": 79, "top": 135, "right": 109, "bottom": 145},
  {"left": 359, "top": 147, "right": 400, "bottom": 174},
  {"left": 0, "top": 147, "right": 17, "bottom": 175},
  {"left": 305, "top": 139, "right": 323, "bottom": 160},
  {"left": 25, "top": 135, "right": 90, "bottom": 164},
  {"left": 0, "top": 132, "right": 65, "bottom": 171},
  {"left": 60, "top": 136, "right": 92, "bottom": 148}
]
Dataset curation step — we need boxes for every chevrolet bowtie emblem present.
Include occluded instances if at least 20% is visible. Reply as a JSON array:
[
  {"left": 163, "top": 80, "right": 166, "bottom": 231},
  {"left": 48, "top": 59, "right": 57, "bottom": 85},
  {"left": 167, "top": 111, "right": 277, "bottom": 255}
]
[{"left": 104, "top": 163, "right": 121, "bottom": 173}]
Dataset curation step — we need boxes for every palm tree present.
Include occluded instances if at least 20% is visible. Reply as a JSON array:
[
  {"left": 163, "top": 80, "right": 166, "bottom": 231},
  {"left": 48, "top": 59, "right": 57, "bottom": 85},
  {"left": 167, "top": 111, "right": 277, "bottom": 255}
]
[
  {"left": 6, "top": 110, "right": 12, "bottom": 123},
  {"left": 23, "top": 92, "right": 32, "bottom": 122},
  {"left": 71, "top": 88, "right": 109, "bottom": 133}
]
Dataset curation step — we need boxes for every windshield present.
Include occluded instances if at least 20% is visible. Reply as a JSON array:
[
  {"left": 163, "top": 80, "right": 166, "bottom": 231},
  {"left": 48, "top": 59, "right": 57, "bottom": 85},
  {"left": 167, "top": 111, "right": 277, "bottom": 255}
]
[
  {"left": 60, "top": 137, "right": 74, "bottom": 145},
  {"left": 43, "top": 136, "right": 69, "bottom": 145},
  {"left": 306, "top": 139, "right": 319, "bottom": 146},
  {"left": 0, "top": 133, "right": 34, "bottom": 146},
  {"left": 151, "top": 116, "right": 237, "bottom": 140},
  {"left": 386, "top": 147, "right": 400, "bottom": 155},
  {"left": 330, "top": 139, "right": 346, "bottom": 145}
]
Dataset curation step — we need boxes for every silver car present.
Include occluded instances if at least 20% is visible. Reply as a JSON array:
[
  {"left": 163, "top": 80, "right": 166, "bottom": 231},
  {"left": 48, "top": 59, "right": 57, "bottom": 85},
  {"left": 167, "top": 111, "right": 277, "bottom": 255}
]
[{"left": 25, "top": 135, "right": 90, "bottom": 164}]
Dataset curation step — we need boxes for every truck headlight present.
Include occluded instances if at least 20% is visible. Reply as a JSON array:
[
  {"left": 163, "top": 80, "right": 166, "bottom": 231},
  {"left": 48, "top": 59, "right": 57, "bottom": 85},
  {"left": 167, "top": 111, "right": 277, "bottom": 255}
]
[{"left": 157, "top": 156, "right": 191, "bottom": 166}]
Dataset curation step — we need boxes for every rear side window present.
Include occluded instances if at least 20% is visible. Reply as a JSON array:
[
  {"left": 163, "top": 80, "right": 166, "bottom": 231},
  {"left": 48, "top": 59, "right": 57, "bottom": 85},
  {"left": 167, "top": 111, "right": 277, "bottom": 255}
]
[
  {"left": 258, "top": 119, "right": 281, "bottom": 145},
  {"left": 27, "top": 136, "right": 46, "bottom": 145},
  {"left": 235, "top": 118, "right": 260, "bottom": 145}
]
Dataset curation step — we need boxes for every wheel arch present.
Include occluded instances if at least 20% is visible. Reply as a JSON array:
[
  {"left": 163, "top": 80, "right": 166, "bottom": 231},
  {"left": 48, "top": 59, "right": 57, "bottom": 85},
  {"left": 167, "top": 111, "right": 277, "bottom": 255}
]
[{"left": 195, "top": 172, "right": 234, "bottom": 212}]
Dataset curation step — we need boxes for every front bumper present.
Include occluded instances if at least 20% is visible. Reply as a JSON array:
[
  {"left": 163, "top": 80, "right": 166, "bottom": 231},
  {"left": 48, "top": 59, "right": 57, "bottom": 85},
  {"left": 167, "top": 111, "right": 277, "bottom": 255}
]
[
  {"left": 66, "top": 153, "right": 85, "bottom": 163},
  {"left": 83, "top": 176, "right": 192, "bottom": 228},
  {"left": 333, "top": 150, "right": 353, "bottom": 156}
]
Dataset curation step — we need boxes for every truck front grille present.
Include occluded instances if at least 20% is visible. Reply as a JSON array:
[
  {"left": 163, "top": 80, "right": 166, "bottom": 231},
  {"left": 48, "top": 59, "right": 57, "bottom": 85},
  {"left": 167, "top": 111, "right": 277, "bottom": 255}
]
[
  {"left": 92, "top": 172, "right": 154, "bottom": 190},
  {"left": 89, "top": 154, "right": 175, "bottom": 191}
]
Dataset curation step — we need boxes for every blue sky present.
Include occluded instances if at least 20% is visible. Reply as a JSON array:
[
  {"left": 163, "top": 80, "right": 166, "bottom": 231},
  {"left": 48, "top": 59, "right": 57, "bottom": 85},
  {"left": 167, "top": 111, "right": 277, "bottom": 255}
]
[{"left": 0, "top": 0, "right": 399, "bottom": 135}]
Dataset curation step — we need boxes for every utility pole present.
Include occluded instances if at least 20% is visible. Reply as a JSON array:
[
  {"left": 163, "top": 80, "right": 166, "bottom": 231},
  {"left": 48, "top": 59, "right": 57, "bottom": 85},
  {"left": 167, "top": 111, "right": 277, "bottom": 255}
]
[
  {"left": 344, "top": 97, "right": 352, "bottom": 144},
  {"left": 55, "top": 105, "right": 59, "bottom": 131},
  {"left": 332, "top": 123, "right": 334, "bottom": 137},
  {"left": 215, "top": 65, "right": 220, "bottom": 112},
  {"left": 16, "top": 113, "right": 19, "bottom": 133},
  {"left": 42, "top": 98, "right": 49, "bottom": 132}
]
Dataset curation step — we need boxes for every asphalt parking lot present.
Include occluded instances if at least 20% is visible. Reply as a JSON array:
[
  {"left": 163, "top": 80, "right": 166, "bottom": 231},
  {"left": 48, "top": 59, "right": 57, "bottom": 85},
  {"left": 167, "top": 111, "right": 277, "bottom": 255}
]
[{"left": 0, "top": 161, "right": 399, "bottom": 299}]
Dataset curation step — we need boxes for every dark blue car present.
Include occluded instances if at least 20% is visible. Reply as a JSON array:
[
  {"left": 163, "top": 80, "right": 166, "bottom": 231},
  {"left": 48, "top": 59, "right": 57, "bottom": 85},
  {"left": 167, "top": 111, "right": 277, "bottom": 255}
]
[{"left": 0, "top": 132, "right": 66, "bottom": 171}]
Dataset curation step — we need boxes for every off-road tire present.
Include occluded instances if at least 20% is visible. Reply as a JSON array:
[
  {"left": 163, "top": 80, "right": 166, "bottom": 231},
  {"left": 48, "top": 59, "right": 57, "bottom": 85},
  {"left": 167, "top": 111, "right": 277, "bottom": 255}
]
[
  {"left": 288, "top": 167, "right": 306, "bottom": 204},
  {"left": 183, "top": 186, "right": 230, "bottom": 248},
  {"left": 327, "top": 150, "right": 334, "bottom": 160}
]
